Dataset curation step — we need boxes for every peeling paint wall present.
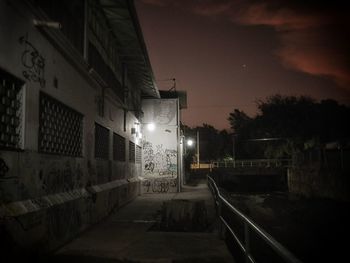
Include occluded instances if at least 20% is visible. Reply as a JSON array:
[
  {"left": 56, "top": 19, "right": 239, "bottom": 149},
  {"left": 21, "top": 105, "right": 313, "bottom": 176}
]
[
  {"left": 141, "top": 99, "right": 180, "bottom": 193},
  {"left": 0, "top": 0, "right": 142, "bottom": 255}
]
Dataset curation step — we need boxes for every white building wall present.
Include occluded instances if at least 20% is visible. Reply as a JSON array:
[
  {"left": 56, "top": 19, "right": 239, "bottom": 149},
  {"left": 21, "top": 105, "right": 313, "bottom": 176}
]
[
  {"left": 141, "top": 98, "right": 180, "bottom": 193},
  {"left": 0, "top": 0, "right": 143, "bottom": 253}
]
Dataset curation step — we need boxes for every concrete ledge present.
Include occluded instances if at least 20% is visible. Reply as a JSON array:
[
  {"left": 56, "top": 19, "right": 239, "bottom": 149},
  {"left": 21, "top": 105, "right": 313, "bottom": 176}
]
[
  {"left": 0, "top": 178, "right": 141, "bottom": 255},
  {"left": 0, "top": 178, "right": 140, "bottom": 218},
  {"left": 0, "top": 188, "right": 89, "bottom": 217}
]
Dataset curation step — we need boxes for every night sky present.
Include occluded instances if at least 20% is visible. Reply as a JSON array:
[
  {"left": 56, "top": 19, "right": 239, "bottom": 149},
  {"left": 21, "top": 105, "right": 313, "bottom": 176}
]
[{"left": 135, "top": 0, "right": 350, "bottom": 130}]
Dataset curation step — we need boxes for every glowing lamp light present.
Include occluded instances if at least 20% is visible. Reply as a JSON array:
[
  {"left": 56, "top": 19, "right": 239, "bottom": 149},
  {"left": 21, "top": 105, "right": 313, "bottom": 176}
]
[
  {"left": 187, "top": 139, "right": 194, "bottom": 147},
  {"left": 147, "top": 123, "right": 155, "bottom": 131}
]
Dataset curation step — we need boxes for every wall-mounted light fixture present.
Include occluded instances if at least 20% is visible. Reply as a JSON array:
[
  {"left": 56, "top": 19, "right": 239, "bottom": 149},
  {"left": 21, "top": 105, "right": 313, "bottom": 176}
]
[
  {"left": 33, "top": 19, "right": 62, "bottom": 29},
  {"left": 146, "top": 123, "right": 155, "bottom": 132}
]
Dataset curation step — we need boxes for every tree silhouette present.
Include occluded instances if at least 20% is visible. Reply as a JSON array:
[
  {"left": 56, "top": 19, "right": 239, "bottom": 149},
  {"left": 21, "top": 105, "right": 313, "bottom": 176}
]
[{"left": 228, "top": 95, "right": 350, "bottom": 158}]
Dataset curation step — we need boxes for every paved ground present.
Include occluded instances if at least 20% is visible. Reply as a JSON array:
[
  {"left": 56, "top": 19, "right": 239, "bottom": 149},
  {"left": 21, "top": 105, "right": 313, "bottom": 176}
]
[{"left": 48, "top": 181, "right": 233, "bottom": 263}]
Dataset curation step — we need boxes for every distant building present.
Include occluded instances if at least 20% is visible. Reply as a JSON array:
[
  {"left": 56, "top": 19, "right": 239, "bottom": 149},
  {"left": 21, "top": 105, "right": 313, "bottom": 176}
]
[{"left": 0, "top": 0, "right": 177, "bottom": 254}]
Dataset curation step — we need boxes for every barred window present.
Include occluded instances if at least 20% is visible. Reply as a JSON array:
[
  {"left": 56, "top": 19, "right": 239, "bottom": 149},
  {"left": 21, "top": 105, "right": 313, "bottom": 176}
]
[
  {"left": 113, "top": 133, "right": 125, "bottom": 161},
  {"left": 39, "top": 92, "right": 83, "bottom": 156},
  {"left": 95, "top": 123, "right": 109, "bottom": 159},
  {"left": 136, "top": 145, "right": 142, "bottom": 164},
  {"left": 129, "top": 141, "right": 135, "bottom": 162},
  {"left": 0, "top": 69, "right": 24, "bottom": 150}
]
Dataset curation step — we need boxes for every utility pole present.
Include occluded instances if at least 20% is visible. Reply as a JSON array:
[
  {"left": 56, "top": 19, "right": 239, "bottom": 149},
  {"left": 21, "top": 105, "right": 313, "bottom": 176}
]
[
  {"left": 232, "top": 133, "right": 235, "bottom": 160},
  {"left": 196, "top": 130, "right": 200, "bottom": 168}
]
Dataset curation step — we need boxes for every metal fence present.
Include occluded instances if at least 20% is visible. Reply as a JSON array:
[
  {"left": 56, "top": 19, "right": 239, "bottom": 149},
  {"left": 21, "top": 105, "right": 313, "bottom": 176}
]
[
  {"left": 207, "top": 175, "right": 302, "bottom": 263},
  {"left": 211, "top": 159, "right": 292, "bottom": 169}
]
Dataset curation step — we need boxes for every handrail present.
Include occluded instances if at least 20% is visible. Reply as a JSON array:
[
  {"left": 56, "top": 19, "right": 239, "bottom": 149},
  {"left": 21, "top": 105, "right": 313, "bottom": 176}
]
[
  {"left": 211, "top": 159, "right": 292, "bottom": 169},
  {"left": 207, "top": 175, "right": 302, "bottom": 263}
]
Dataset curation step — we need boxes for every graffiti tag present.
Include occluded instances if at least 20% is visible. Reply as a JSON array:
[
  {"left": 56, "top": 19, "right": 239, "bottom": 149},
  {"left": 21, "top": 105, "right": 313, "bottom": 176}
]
[
  {"left": 19, "top": 35, "right": 45, "bottom": 88},
  {"left": 143, "top": 141, "right": 177, "bottom": 176},
  {"left": 0, "top": 158, "right": 9, "bottom": 177}
]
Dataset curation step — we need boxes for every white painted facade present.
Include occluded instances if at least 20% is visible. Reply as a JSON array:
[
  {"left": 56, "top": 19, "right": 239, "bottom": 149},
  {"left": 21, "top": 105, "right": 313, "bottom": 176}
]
[
  {"left": 0, "top": 0, "right": 156, "bottom": 253},
  {"left": 141, "top": 98, "right": 183, "bottom": 193}
]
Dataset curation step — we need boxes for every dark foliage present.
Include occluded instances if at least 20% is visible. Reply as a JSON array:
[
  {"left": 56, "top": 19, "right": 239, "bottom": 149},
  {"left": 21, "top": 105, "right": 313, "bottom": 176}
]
[{"left": 228, "top": 95, "right": 350, "bottom": 158}]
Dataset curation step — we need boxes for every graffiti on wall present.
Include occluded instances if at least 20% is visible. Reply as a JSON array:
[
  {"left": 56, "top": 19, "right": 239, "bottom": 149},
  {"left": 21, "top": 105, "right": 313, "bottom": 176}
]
[
  {"left": 0, "top": 156, "right": 21, "bottom": 202},
  {"left": 41, "top": 160, "right": 83, "bottom": 194},
  {"left": 143, "top": 141, "right": 177, "bottom": 177},
  {"left": 19, "top": 34, "right": 45, "bottom": 88},
  {"left": 141, "top": 177, "right": 177, "bottom": 193},
  {"left": 0, "top": 157, "right": 9, "bottom": 177}
]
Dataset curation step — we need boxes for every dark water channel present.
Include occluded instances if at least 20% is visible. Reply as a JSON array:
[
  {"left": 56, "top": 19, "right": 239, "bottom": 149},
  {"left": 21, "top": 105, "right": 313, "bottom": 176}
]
[{"left": 221, "top": 188, "right": 350, "bottom": 262}]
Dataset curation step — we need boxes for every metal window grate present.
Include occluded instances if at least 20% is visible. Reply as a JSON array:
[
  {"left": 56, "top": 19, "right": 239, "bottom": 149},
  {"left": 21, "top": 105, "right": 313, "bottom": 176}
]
[
  {"left": 0, "top": 69, "right": 24, "bottom": 149},
  {"left": 95, "top": 123, "right": 109, "bottom": 159},
  {"left": 39, "top": 92, "right": 83, "bottom": 156},
  {"left": 136, "top": 145, "right": 142, "bottom": 164},
  {"left": 113, "top": 132, "right": 125, "bottom": 161},
  {"left": 129, "top": 141, "right": 135, "bottom": 162}
]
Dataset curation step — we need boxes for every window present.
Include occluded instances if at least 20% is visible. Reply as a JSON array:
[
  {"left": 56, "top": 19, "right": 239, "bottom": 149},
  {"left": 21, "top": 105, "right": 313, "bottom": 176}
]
[
  {"left": 113, "top": 133, "right": 125, "bottom": 161},
  {"left": 0, "top": 69, "right": 24, "bottom": 150},
  {"left": 95, "top": 123, "right": 109, "bottom": 159},
  {"left": 39, "top": 92, "right": 83, "bottom": 156},
  {"left": 129, "top": 141, "right": 135, "bottom": 162},
  {"left": 136, "top": 145, "right": 142, "bottom": 164}
]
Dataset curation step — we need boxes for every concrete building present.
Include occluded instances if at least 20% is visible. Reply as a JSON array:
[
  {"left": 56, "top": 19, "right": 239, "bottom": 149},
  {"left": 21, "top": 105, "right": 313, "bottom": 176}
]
[
  {"left": 0, "top": 0, "right": 184, "bottom": 255},
  {"left": 140, "top": 90, "right": 187, "bottom": 194}
]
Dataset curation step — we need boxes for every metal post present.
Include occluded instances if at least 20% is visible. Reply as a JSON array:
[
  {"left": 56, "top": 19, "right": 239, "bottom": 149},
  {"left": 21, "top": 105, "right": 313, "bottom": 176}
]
[
  {"left": 218, "top": 199, "right": 226, "bottom": 239},
  {"left": 197, "top": 130, "right": 200, "bottom": 168},
  {"left": 232, "top": 134, "right": 235, "bottom": 160},
  {"left": 244, "top": 222, "right": 250, "bottom": 263}
]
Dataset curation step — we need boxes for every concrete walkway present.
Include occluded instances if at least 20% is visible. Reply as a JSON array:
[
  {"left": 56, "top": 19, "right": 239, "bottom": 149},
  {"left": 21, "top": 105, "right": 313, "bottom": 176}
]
[{"left": 50, "top": 181, "right": 234, "bottom": 262}]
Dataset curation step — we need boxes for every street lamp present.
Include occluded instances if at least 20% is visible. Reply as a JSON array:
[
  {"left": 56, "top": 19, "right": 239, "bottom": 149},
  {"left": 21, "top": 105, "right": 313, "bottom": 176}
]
[
  {"left": 184, "top": 131, "right": 199, "bottom": 168},
  {"left": 187, "top": 139, "right": 194, "bottom": 147}
]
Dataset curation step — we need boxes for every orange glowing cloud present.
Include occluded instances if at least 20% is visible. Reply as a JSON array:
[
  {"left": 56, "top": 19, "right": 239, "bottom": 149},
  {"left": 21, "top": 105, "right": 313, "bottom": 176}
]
[{"left": 141, "top": 0, "right": 350, "bottom": 90}]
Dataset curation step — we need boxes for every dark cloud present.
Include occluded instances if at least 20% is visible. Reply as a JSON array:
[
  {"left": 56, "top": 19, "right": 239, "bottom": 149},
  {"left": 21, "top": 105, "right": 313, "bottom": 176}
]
[{"left": 140, "top": 0, "right": 350, "bottom": 91}]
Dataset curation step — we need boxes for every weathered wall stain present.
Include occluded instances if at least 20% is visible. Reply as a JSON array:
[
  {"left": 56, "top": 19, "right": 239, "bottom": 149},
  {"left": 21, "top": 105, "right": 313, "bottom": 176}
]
[
  {"left": 46, "top": 202, "right": 81, "bottom": 240},
  {"left": 0, "top": 156, "right": 20, "bottom": 203},
  {"left": 40, "top": 160, "right": 84, "bottom": 194},
  {"left": 16, "top": 211, "right": 45, "bottom": 231},
  {"left": 153, "top": 100, "right": 176, "bottom": 125},
  {"left": 42, "top": 161, "right": 73, "bottom": 193}
]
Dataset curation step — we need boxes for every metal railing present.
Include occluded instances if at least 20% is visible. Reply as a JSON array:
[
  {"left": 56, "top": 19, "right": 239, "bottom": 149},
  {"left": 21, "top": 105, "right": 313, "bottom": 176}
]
[
  {"left": 207, "top": 175, "right": 302, "bottom": 263},
  {"left": 211, "top": 159, "right": 292, "bottom": 169}
]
